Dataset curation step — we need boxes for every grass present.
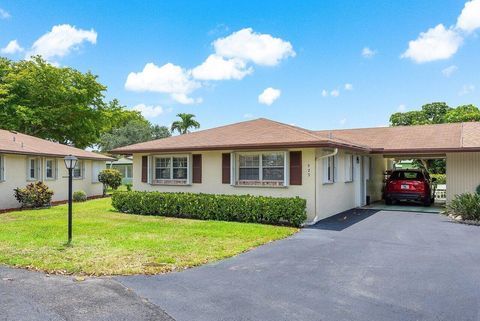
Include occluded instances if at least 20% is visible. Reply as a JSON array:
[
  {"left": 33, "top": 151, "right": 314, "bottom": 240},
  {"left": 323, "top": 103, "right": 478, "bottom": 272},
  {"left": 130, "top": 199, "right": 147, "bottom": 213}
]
[{"left": 0, "top": 198, "right": 296, "bottom": 276}]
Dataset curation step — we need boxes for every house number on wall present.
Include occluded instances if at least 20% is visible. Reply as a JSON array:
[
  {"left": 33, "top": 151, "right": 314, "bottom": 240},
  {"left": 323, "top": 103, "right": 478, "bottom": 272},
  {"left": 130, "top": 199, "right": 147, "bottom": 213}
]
[{"left": 307, "top": 163, "right": 311, "bottom": 177}]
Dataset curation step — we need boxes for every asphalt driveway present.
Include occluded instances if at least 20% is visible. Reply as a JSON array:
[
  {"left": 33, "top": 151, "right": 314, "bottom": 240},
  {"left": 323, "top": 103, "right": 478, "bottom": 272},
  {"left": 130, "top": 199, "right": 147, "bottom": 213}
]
[{"left": 118, "top": 210, "right": 480, "bottom": 321}]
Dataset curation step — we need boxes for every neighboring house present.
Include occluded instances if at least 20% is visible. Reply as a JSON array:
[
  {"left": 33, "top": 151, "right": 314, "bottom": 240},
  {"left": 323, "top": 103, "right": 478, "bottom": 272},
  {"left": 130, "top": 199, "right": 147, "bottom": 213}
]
[
  {"left": 112, "top": 118, "right": 480, "bottom": 224},
  {"left": 0, "top": 129, "right": 113, "bottom": 210},
  {"left": 107, "top": 157, "right": 133, "bottom": 184}
]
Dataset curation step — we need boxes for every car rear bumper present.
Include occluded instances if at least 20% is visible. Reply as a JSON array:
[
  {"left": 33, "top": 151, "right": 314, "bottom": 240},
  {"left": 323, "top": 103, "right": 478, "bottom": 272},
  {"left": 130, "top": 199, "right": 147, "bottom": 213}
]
[{"left": 385, "top": 192, "right": 426, "bottom": 201}]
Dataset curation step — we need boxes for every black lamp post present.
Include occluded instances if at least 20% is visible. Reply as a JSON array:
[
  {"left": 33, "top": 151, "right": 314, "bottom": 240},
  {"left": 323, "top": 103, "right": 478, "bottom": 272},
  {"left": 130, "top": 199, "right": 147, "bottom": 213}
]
[{"left": 64, "top": 155, "right": 78, "bottom": 244}]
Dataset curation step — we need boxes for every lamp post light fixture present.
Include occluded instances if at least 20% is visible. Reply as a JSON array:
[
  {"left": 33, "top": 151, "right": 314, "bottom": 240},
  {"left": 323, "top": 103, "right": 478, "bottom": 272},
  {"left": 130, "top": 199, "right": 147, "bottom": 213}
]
[{"left": 64, "top": 154, "right": 78, "bottom": 244}]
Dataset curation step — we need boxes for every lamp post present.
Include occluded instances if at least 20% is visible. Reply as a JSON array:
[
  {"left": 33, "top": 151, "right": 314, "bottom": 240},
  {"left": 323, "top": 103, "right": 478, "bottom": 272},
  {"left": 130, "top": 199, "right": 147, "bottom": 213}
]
[{"left": 64, "top": 155, "right": 78, "bottom": 244}]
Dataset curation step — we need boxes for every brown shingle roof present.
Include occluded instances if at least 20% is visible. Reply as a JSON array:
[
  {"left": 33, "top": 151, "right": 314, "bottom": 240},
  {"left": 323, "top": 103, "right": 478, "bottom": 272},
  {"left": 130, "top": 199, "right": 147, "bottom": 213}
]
[
  {"left": 111, "top": 118, "right": 480, "bottom": 155},
  {"left": 0, "top": 130, "right": 113, "bottom": 160},
  {"left": 112, "top": 118, "right": 367, "bottom": 154}
]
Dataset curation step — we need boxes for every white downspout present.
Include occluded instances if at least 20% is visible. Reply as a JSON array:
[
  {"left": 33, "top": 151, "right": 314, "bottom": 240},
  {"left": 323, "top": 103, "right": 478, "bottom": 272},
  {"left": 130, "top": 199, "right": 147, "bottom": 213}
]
[{"left": 307, "top": 148, "right": 338, "bottom": 225}]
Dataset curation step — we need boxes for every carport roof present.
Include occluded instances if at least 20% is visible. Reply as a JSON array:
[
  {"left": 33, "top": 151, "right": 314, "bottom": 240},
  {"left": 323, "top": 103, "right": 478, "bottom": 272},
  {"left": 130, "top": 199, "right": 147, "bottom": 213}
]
[{"left": 111, "top": 118, "right": 480, "bottom": 155}]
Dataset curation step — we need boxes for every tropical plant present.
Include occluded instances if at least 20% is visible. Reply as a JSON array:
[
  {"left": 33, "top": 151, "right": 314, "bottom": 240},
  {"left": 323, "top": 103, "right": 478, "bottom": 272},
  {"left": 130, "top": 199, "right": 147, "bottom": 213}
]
[
  {"left": 13, "top": 182, "right": 54, "bottom": 208},
  {"left": 98, "top": 169, "right": 122, "bottom": 196},
  {"left": 446, "top": 193, "right": 480, "bottom": 222},
  {"left": 171, "top": 113, "right": 200, "bottom": 135}
]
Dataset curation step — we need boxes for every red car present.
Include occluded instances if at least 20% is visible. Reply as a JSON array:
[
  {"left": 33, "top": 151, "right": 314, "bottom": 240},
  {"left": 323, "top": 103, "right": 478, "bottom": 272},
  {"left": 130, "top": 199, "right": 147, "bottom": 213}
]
[{"left": 384, "top": 169, "right": 436, "bottom": 206}]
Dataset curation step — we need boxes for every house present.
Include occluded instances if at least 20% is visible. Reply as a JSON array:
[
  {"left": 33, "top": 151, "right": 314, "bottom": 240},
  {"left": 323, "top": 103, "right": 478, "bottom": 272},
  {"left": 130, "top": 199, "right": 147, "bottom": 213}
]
[
  {"left": 111, "top": 118, "right": 480, "bottom": 223},
  {"left": 0, "top": 129, "right": 113, "bottom": 210},
  {"left": 107, "top": 157, "right": 133, "bottom": 184}
]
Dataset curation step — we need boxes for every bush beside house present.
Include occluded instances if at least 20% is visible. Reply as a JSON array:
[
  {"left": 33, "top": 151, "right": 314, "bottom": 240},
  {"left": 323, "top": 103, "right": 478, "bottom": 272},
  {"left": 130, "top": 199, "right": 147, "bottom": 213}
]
[
  {"left": 13, "top": 182, "right": 54, "bottom": 208},
  {"left": 98, "top": 169, "right": 122, "bottom": 195},
  {"left": 446, "top": 193, "right": 480, "bottom": 223},
  {"left": 112, "top": 191, "right": 307, "bottom": 227},
  {"left": 73, "top": 191, "right": 88, "bottom": 202}
]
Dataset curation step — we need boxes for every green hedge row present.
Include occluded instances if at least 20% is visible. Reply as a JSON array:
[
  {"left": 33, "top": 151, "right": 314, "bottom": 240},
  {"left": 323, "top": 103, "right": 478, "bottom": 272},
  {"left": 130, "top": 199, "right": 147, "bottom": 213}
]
[{"left": 111, "top": 191, "right": 307, "bottom": 227}]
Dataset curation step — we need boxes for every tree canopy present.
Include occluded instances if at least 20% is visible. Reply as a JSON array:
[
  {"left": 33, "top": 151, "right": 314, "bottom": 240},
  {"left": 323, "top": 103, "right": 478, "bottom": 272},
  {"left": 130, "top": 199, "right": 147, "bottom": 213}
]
[
  {"left": 390, "top": 102, "right": 480, "bottom": 126},
  {"left": 171, "top": 113, "right": 200, "bottom": 135},
  {"left": 0, "top": 56, "right": 144, "bottom": 148},
  {"left": 98, "top": 120, "right": 171, "bottom": 152}
]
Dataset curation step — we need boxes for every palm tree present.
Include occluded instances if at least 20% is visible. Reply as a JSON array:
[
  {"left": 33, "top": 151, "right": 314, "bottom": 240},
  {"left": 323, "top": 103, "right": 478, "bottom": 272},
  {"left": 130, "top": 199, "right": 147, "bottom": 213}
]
[{"left": 171, "top": 113, "right": 200, "bottom": 135}]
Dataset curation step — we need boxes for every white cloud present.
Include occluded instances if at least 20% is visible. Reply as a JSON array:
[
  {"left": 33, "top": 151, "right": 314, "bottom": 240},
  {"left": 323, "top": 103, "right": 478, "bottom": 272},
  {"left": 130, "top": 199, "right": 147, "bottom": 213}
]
[
  {"left": 402, "top": 24, "right": 463, "bottom": 63},
  {"left": 330, "top": 89, "right": 340, "bottom": 97},
  {"left": 132, "top": 104, "right": 165, "bottom": 118},
  {"left": 258, "top": 87, "right": 281, "bottom": 105},
  {"left": 1, "top": 40, "right": 23, "bottom": 54},
  {"left": 27, "top": 24, "right": 97, "bottom": 61},
  {"left": 213, "top": 28, "right": 295, "bottom": 66},
  {"left": 125, "top": 63, "right": 200, "bottom": 104},
  {"left": 191, "top": 54, "right": 253, "bottom": 80},
  {"left": 321, "top": 89, "right": 328, "bottom": 97},
  {"left": 344, "top": 83, "right": 353, "bottom": 91},
  {"left": 456, "top": 0, "right": 480, "bottom": 33},
  {"left": 0, "top": 8, "right": 10, "bottom": 19},
  {"left": 339, "top": 118, "right": 347, "bottom": 125},
  {"left": 397, "top": 104, "right": 407, "bottom": 112},
  {"left": 361, "top": 47, "right": 377, "bottom": 58},
  {"left": 459, "top": 84, "right": 475, "bottom": 96},
  {"left": 442, "top": 65, "right": 458, "bottom": 77}
]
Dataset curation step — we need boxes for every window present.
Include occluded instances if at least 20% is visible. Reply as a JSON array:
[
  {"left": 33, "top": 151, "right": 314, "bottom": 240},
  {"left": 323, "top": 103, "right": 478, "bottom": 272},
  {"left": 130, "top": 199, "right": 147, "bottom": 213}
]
[
  {"left": 28, "top": 157, "right": 39, "bottom": 180},
  {"left": 153, "top": 155, "right": 189, "bottom": 184},
  {"left": 344, "top": 154, "right": 354, "bottom": 182},
  {"left": 237, "top": 152, "right": 285, "bottom": 186},
  {"left": 0, "top": 155, "right": 4, "bottom": 181},
  {"left": 323, "top": 155, "right": 336, "bottom": 184},
  {"left": 45, "top": 159, "right": 55, "bottom": 180},
  {"left": 73, "top": 160, "right": 83, "bottom": 179}
]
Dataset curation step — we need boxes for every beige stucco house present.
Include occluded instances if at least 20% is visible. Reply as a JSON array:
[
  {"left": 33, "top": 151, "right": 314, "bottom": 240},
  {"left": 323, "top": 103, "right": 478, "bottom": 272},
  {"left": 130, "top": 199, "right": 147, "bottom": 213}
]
[
  {"left": 112, "top": 118, "right": 480, "bottom": 223},
  {"left": 0, "top": 129, "right": 112, "bottom": 210}
]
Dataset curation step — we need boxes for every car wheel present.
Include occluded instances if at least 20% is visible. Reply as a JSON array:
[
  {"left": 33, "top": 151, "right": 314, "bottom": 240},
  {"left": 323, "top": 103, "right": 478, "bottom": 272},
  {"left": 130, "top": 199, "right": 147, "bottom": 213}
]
[
  {"left": 423, "top": 197, "right": 431, "bottom": 207},
  {"left": 385, "top": 198, "right": 392, "bottom": 205}
]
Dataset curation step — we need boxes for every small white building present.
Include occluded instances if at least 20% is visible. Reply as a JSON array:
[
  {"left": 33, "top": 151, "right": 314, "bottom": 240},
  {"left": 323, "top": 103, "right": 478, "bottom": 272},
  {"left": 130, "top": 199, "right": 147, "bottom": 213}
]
[
  {"left": 112, "top": 119, "right": 480, "bottom": 224},
  {"left": 0, "top": 129, "right": 112, "bottom": 210}
]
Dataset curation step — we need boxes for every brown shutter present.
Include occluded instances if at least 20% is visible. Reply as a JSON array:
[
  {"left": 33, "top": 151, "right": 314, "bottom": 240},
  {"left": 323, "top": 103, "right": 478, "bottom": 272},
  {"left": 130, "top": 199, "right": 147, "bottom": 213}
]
[
  {"left": 289, "top": 151, "right": 302, "bottom": 185},
  {"left": 141, "top": 156, "right": 148, "bottom": 183},
  {"left": 222, "top": 153, "right": 231, "bottom": 184},
  {"left": 192, "top": 154, "right": 202, "bottom": 183}
]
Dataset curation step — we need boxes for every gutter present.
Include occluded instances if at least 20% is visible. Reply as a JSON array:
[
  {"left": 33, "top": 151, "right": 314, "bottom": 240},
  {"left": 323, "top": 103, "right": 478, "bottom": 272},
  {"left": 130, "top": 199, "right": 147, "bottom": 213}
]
[{"left": 307, "top": 148, "right": 338, "bottom": 225}]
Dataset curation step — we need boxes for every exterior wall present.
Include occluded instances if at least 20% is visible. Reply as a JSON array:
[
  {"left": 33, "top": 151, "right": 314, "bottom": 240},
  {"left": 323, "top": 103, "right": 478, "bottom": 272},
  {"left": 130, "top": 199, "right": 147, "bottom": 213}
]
[
  {"left": 132, "top": 149, "right": 318, "bottom": 221},
  {"left": 315, "top": 149, "right": 356, "bottom": 220},
  {"left": 0, "top": 154, "right": 105, "bottom": 210},
  {"left": 367, "top": 154, "right": 388, "bottom": 203},
  {"left": 446, "top": 152, "right": 480, "bottom": 202}
]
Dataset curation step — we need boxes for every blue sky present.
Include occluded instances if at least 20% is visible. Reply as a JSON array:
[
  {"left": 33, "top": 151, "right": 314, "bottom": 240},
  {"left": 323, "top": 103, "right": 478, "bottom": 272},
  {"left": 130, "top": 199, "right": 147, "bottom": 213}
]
[{"left": 1, "top": 0, "right": 479, "bottom": 130}]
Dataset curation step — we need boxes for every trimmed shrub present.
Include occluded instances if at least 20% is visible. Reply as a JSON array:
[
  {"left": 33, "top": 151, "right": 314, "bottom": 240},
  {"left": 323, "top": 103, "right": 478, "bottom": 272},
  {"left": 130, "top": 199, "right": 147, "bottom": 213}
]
[
  {"left": 14, "top": 181, "right": 54, "bottom": 208},
  {"left": 446, "top": 193, "right": 480, "bottom": 222},
  {"left": 112, "top": 191, "right": 307, "bottom": 227},
  {"left": 98, "top": 169, "right": 122, "bottom": 195},
  {"left": 431, "top": 173, "right": 446, "bottom": 184},
  {"left": 73, "top": 190, "right": 87, "bottom": 202},
  {"left": 125, "top": 183, "right": 132, "bottom": 191}
]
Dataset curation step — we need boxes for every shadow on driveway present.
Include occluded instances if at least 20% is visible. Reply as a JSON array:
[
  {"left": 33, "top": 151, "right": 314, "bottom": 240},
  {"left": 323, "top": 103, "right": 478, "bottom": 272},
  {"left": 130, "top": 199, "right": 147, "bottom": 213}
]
[{"left": 308, "top": 208, "right": 379, "bottom": 231}]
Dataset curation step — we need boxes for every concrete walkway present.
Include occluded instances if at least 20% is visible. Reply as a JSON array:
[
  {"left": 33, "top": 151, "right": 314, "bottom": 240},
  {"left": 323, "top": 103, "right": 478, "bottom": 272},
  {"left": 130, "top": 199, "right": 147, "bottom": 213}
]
[{"left": 118, "top": 209, "right": 480, "bottom": 321}]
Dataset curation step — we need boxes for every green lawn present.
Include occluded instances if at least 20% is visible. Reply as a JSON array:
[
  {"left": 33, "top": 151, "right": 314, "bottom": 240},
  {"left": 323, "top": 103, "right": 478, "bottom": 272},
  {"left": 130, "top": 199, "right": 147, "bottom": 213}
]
[{"left": 0, "top": 198, "right": 296, "bottom": 276}]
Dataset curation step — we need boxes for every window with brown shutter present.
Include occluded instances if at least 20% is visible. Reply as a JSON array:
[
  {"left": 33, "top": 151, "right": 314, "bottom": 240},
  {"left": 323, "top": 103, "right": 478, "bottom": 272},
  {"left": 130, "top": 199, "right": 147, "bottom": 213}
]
[
  {"left": 192, "top": 154, "right": 202, "bottom": 183},
  {"left": 141, "top": 156, "right": 148, "bottom": 183},
  {"left": 222, "top": 153, "right": 231, "bottom": 184},
  {"left": 289, "top": 151, "right": 302, "bottom": 185}
]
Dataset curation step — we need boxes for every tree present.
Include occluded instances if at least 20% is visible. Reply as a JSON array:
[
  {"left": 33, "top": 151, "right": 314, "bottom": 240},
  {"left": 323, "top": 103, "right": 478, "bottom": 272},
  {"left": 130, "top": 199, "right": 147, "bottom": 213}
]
[
  {"left": 98, "top": 169, "right": 122, "bottom": 196},
  {"left": 98, "top": 120, "right": 171, "bottom": 152},
  {"left": 171, "top": 113, "right": 200, "bottom": 134},
  {"left": 0, "top": 56, "right": 140, "bottom": 148},
  {"left": 444, "top": 105, "right": 480, "bottom": 123}
]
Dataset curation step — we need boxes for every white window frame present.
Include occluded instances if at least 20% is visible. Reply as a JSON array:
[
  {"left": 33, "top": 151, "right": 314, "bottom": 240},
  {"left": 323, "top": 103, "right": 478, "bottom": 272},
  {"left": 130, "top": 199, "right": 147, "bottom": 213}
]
[
  {"left": 0, "top": 155, "right": 5, "bottom": 182},
  {"left": 27, "top": 157, "right": 40, "bottom": 181},
  {"left": 234, "top": 151, "right": 287, "bottom": 187},
  {"left": 152, "top": 154, "right": 190, "bottom": 185},
  {"left": 44, "top": 158, "right": 56, "bottom": 180},
  {"left": 323, "top": 155, "right": 337, "bottom": 184},
  {"left": 73, "top": 160, "right": 84, "bottom": 179},
  {"left": 344, "top": 154, "right": 354, "bottom": 183}
]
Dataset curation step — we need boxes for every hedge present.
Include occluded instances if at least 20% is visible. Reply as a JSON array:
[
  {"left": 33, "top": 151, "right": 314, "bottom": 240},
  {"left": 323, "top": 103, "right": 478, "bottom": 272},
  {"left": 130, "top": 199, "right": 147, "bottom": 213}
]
[{"left": 111, "top": 191, "right": 307, "bottom": 227}]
